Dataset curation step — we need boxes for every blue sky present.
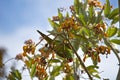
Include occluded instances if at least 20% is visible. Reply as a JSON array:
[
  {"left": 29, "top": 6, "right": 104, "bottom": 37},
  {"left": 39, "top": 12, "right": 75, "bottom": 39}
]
[
  {"left": 0, "top": 0, "right": 118, "bottom": 34},
  {"left": 0, "top": 0, "right": 119, "bottom": 80},
  {"left": 0, "top": 0, "right": 73, "bottom": 34}
]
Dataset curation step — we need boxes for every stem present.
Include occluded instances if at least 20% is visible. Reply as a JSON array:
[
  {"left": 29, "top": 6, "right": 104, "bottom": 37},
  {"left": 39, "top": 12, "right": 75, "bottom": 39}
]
[
  {"left": 116, "top": 0, "right": 120, "bottom": 79},
  {"left": 103, "top": 37, "right": 120, "bottom": 80},
  {"left": 35, "top": 38, "right": 43, "bottom": 47},
  {"left": 103, "top": 37, "right": 120, "bottom": 63},
  {"left": 64, "top": 33, "right": 93, "bottom": 80},
  {"left": 45, "top": 58, "right": 52, "bottom": 70},
  {"left": 68, "top": 40, "right": 93, "bottom": 80},
  {"left": 3, "top": 58, "right": 15, "bottom": 65}
]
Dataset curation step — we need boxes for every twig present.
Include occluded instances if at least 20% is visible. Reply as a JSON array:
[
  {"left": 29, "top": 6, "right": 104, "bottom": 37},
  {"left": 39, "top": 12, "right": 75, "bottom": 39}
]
[
  {"left": 45, "top": 58, "right": 52, "bottom": 70},
  {"left": 35, "top": 38, "right": 44, "bottom": 47},
  {"left": 117, "top": 0, "right": 120, "bottom": 79},
  {"left": 103, "top": 37, "right": 120, "bottom": 63},
  {"left": 64, "top": 32, "right": 93, "bottom": 80},
  {"left": 3, "top": 58, "right": 15, "bottom": 65},
  {"left": 103, "top": 36, "right": 120, "bottom": 80}
]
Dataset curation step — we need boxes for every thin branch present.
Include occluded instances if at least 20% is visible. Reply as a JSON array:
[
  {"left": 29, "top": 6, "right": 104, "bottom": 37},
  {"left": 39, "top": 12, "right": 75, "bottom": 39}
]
[
  {"left": 69, "top": 41, "right": 93, "bottom": 80},
  {"left": 35, "top": 38, "right": 44, "bottom": 47},
  {"left": 3, "top": 58, "right": 15, "bottom": 65},
  {"left": 103, "top": 37, "right": 120, "bottom": 80},
  {"left": 103, "top": 37, "right": 120, "bottom": 63},
  {"left": 45, "top": 57, "right": 52, "bottom": 70},
  {"left": 117, "top": 0, "right": 120, "bottom": 80},
  {"left": 64, "top": 32, "right": 93, "bottom": 80}
]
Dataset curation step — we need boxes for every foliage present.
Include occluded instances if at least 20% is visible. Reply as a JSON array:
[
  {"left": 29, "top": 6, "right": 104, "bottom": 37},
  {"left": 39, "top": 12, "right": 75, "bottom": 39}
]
[
  {"left": 2, "top": 0, "right": 120, "bottom": 80},
  {"left": 0, "top": 48, "right": 6, "bottom": 79}
]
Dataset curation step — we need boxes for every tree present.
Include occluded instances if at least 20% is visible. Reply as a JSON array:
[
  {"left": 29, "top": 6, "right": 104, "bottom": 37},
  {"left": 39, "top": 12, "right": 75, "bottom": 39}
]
[
  {"left": 3, "top": 0, "right": 120, "bottom": 80},
  {"left": 0, "top": 47, "right": 6, "bottom": 79}
]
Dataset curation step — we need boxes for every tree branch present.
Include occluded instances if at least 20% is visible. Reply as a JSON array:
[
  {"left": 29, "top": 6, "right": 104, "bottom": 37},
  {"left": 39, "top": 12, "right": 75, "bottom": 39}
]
[
  {"left": 64, "top": 32, "right": 93, "bottom": 80},
  {"left": 103, "top": 37, "right": 120, "bottom": 80},
  {"left": 68, "top": 39, "right": 93, "bottom": 80},
  {"left": 103, "top": 37, "right": 120, "bottom": 63}
]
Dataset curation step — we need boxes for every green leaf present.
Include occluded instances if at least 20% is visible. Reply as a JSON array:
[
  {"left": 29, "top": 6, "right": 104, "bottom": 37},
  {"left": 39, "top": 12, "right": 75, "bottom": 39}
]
[
  {"left": 66, "top": 12, "right": 69, "bottom": 18},
  {"left": 8, "top": 73, "right": 16, "bottom": 80},
  {"left": 58, "top": 9, "right": 63, "bottom": 23},
  {"left": 50, "top": 66, "right": 61, "bottom": 76},
  {"left": 96, "top": 9, "right": 104, "bottom": 23},
  {"left": 65, "top": 74, "right": 74, "bottom": 80},
  {"left": 117, "top": 29, "right": 120, "bottom": 37},
  {"left": 88, "top": 6, "right": 94, "bottom": 19},
  {"left": 80, "top": 3, "right": 88, "bottom": 24},
  {"left": 65, "top": 48, "right": 73, "bottom": 59},
  {"left": 43, "top": 77, "right": 48, "bottom": 80},
  {"left": 92, "top": 54, "right": 99, "bottom": 65},
  {"left": 14, "top": 70, "right": 22, "bottom": 80},
  {"left": 74, "top": 0, "right": 79, "bottom": 14},
  {"left": 54, "top": 42, "right": 73, "bottom": 58},
  {"left": 88, "top": 6, "right": 96, "bottom": 24},
  {"left": 29, "top": 59, "right": 34, "bottom": 68},
  {"left": 89, "top": 68, "right": 98, "bottom": 74},
  {"left": 111, "top": 15, "right": 119, "bottom": 24},
  {"left": 37, "top": 30, "right": 53, "bottom": 44},
  {"left": 49, "top": 77, "right": 55, "bottom": 80},
  {"left": 50, "top": 59, "right": 61, "bottom": 63},
  {"left": 10, "top": 70, "right": 22, "bottom": 80},
  {"left": 87, "top": 65, "right": 99, "bottom": 69},
  {"left": 110, "top": 39, "right": 120, "bottom": 45},
  {"left": 83, "top": 0, "right": 88, "bottom": 10},
  {"left": 93, "top": 74, "right": 101, "bottom": 79},
  {"left": 79, "top": 13, "right": 86, "bottom": 26},
  {"left": 104, "top": 0, "right": 111, "bottom": 17},
  {"left": 106, "top": 27, "right": 117, "bottom": 37},
  {"left": 48, "top": 18, "right": 59, "bottom": 30},
  {"left": 71, "top": 37, "right": 80, "bottom": 51},
  {"left": 87, "top": 65, "right": 99, "bottom": 74},
  {"left": 79, "top": 27, "right": 90, "bottom": 37},
  {"left": 108, "top": 8, "right": 119, "bottom": 19},
  {"left": 78, "top": 2, "right": 87, "bottom": 26},
  {"left": 87, "top": 65, "right": 100, "bottom": 79},
  {"left": 30, "top": 62, "right": 37, "bottom": 78}
]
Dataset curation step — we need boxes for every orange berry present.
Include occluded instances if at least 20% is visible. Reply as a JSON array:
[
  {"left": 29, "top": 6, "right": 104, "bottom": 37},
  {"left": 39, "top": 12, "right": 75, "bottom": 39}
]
[
  {"left": 36, "top": 65, "right": 41, "bottom": 70},
  {"left": 69, "top": 32, "right": 74, "bottom": 39},
  {"left": 75, "top": 26, "right": 79, "bottom": 30},
  {"left": 23, "top": 45, "right": 28, "bottom": 53},
  {"left": 52, "top": 52, "right": 55, "bottom": 58},
  {"left": 104, "top": 33, "right": 108, "bottom": 37},
  {"left": 22, "top": 52, "right": 27, "bottom": 56},
  {"left": 97, "top": 55, "right": 101, "bottom": 62},
  {"left": 25, "top": 60, "right": 29, "bottom": 67},
  {"left": 31, "top": 46, "right": 35, "bottom": 54},
  {"left": 57, "top": 27, "right": 62, "bottom": 32}
]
